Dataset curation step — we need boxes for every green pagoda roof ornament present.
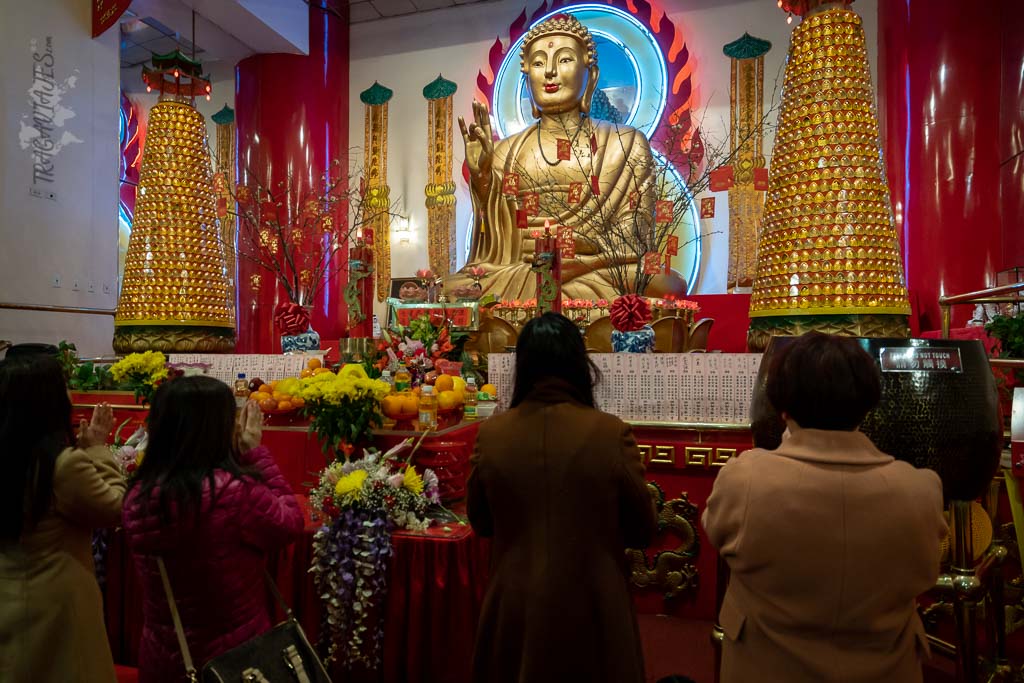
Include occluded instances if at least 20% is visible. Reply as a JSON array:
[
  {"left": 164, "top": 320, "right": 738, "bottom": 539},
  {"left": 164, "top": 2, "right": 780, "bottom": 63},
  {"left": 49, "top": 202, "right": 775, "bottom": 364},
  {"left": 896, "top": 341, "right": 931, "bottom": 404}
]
[
  {"left": 211, "top": 105, "right": 235, "bottom": 125},
  {"left": 360, "top": 81, "right": 394, "bottom": 106},
  {"left": 723, "top": 33, "right": 772, "bottom": 60},
  {"left": 422, "top": 74, "right": 457, "bottom": 100}
]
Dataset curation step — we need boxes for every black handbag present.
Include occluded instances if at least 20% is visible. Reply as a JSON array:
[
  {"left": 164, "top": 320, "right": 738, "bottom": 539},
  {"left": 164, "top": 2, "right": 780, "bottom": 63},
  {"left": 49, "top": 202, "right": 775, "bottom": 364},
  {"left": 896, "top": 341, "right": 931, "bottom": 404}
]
[{"left": 157, "top": 558, "right": 332, "bottom": 683}]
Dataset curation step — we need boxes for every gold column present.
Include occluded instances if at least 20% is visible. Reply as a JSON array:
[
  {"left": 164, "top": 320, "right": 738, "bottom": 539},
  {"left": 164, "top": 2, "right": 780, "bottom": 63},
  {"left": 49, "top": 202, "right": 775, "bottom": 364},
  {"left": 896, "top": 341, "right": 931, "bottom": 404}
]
[
  {"left": 723, "top": 34, "right": 771, "bottom": 292},
  {"left": 423, "top": 75, "right": 458, "bottom": 276},
  {"left": 212, "top": 104, "right": 236, "bottom": 322},
  {"left": 360, "top": 82, "right": 393, "bottom": 302},
  {"left": 747, "top": 6, "right": 910, "bottom": 350},
  {"left": 114, "top": 51, "right": 235, "bottom": 352}
]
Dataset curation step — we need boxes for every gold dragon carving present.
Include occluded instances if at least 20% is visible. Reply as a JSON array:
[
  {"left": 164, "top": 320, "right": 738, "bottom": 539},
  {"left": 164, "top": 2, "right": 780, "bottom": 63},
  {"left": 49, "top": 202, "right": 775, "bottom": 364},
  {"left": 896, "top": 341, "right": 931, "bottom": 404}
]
[{"left": 626, "top": 482, "right": 700, "bottom": 601}]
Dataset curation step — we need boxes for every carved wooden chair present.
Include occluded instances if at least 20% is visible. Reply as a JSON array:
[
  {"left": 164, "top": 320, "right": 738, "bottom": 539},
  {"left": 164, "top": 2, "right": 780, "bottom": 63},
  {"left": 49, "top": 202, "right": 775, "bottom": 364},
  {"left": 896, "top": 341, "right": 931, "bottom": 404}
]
[
  {"left": 685, "top": 317, "right": 714, "bottom": 352},
  {"left": 584, "top": 315, "right": 614, "bottom": 353},
  {"left": 465, "top": 314, "right": 520, "bottom": 364},
  {"left": 651, "top": 316, "right": 688, "bottom": 353}
]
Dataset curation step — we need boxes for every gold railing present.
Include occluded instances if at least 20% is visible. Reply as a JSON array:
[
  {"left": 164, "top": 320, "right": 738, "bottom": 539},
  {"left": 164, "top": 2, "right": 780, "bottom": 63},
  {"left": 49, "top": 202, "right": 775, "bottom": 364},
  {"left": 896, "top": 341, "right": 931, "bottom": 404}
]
[
  {"left": 938, "top": 281, "right": 1024, "bottom": 337},
  {"left": 0, "top": 301, "right": 116, "bottom": 316}
]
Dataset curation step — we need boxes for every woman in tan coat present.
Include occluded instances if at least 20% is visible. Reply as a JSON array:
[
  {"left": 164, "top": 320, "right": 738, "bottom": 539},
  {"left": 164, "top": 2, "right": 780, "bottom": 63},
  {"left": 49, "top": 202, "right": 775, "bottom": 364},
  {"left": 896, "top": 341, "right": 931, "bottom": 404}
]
[
  {"left": 703, "top": 332, "right": 948, "bottom": 683},
  {"left": 0, "top": 355, "right": 124, "bottom": 682},
  {"left": 468, "top": 312, "right": 658, "bottom": 683}
]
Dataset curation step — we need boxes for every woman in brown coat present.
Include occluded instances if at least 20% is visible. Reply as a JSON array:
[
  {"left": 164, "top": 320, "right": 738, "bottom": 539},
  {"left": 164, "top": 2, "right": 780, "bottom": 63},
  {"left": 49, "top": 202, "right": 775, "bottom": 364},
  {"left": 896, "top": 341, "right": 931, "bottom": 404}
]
[
  {"left": 703, "top": 332, "right": 947, "bottom": 683},
  {"left": 0, "top": 355, "right": 124, "bottom": 682},
  {"left": 468, "top": 312, "right": 658, "bottom": 683}
]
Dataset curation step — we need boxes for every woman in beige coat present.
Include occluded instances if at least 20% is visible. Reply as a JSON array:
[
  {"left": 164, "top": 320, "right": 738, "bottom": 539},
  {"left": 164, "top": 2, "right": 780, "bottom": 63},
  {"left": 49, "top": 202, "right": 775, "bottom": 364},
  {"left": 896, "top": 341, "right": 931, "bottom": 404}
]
[
  {"left": 703, "top": 332, "right": 948, "bottom": 683},
  {"left": 0, "top": 355, "right": 124, "bottom": 682}
]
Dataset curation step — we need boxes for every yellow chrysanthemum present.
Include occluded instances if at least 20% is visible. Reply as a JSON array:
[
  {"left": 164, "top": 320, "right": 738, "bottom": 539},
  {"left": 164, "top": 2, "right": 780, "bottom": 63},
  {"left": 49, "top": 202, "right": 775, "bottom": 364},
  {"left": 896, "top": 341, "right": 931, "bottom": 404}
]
[
  {"left": 402, "top": 467, "right": 424, "bottom": 496},
  {"left": 335, "top": 470, "right": 368, "bottom": 499},
  {"left": 110, "top": 351, "right": 168, "bottom": 383}
]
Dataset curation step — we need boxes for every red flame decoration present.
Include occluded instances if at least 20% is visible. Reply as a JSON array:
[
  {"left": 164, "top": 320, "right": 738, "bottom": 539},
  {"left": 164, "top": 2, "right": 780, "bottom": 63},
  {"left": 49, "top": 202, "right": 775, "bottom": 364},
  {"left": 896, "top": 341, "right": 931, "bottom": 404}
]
[{"left": 469, "top": 0, "right": 702, "bottom": 184}]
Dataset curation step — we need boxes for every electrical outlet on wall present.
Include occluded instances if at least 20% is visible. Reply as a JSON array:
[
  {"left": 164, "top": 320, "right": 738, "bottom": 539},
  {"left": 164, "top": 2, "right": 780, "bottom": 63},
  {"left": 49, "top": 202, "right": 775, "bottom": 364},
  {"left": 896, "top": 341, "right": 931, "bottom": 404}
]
[
  {"left": 102, "top": 283, "right": 112, "bottom": 295},
  {"left": 72, "top": 281, "right": 80, "bottom": 292},
  {"left": 52, "top": 275, "right": 61, "bottom": 288},
  {"left": 87, "top": 282, "right": 96, "bottom": 293}
]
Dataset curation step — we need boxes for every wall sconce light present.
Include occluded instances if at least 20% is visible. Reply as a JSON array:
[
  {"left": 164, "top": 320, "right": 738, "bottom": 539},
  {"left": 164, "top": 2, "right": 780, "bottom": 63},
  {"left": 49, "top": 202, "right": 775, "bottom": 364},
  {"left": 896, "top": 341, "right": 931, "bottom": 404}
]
[{"left": 393, "top": 216, "right": 411, "bottom": 245}]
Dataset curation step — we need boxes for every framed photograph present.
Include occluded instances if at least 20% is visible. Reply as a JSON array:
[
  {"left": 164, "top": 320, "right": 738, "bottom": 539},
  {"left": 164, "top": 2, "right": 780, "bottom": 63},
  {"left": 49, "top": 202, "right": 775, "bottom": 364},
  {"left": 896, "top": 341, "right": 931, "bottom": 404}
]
[{"left": 389, "top": 277, "right": 429, "bottom": 304}]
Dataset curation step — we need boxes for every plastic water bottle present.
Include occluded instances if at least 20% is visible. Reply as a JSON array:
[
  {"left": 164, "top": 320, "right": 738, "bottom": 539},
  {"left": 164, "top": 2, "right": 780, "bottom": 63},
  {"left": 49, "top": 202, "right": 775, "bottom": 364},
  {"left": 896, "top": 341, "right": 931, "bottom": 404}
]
[
  {"left": 380, "top": 370, "right": 394, "bottom": 393},
  {"left": 394, "top": 364, "right": 412, "bottom": 393},
  {"left": 418, "top": 385, "right": 438, "bottom": 430},
  {"left": 234, "top": 373, "right": 250, "bottom": 408},
  {"left": 463, "top": 377, "right": 478, "bottom": 420}
]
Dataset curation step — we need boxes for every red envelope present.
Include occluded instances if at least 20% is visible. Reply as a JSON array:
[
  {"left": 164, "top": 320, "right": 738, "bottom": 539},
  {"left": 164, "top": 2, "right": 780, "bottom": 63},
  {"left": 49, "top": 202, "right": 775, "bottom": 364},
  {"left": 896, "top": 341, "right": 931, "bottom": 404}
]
[
  {"left": 709, "top": 166, "right": 735, "bottom": 191},
  {"left": 522, "top": 192, "right": 540, "bottom": 216},
  {"left": 502, "top": 172, "right": 519, "bottom": 196},
  {"left": 666, "top": 235, "right": 679, "bottom": 256},
  {"left": 557, "top": 138, "right": 571, "bottom": 161},
  {"left": 363, "top": 228, "right": 375, "bottom": 246},
  {"left": 560, "top": 243, "right": 576, "bottom": 260},
  {"left": 700, "top": 196, "right": 716, "bottom": 218},
  {"left": 557, "top": 225, "right": 574, "bottom": 247},
  {"left": 754, "top": 167, "right": 770, "bottom": 190},
  {"left": 628, "top": 191, "right": 639, "bottom": 211},
  {"left": 590, "top": 175, "right": 600, "bottom": 196},
  {"left": 643, "top": 252, "right": 662, "bottom": 275},
  {"left": 568, "top": 182, "right": 584, "bottom": 204},
  {"left": 656, "top": 200, "right": 674, "bottom": 224},
  {"left": 516, "top": 209, "right": 528, "bottom": 228}
]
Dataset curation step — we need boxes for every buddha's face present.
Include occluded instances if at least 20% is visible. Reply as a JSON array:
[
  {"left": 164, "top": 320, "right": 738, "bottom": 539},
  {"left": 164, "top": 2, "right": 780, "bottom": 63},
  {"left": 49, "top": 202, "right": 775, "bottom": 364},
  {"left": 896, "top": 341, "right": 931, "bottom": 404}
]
[{"left": 524, "top": 34, "right": 592, "bottom": 115}]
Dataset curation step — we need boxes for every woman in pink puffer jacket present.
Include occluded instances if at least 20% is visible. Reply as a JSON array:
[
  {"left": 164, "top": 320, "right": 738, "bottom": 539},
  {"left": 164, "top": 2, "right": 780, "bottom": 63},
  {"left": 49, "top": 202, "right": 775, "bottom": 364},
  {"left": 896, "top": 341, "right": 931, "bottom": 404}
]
[{"left": 122, "top": 377, "right": 303, "bottom": 683}]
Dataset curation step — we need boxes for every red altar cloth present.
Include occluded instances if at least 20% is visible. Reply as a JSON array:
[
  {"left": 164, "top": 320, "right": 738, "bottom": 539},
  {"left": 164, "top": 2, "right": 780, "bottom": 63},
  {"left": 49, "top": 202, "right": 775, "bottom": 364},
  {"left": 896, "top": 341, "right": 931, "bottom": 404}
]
[{"left": 103, "top": 497, "right": 490, "bottom": 683}]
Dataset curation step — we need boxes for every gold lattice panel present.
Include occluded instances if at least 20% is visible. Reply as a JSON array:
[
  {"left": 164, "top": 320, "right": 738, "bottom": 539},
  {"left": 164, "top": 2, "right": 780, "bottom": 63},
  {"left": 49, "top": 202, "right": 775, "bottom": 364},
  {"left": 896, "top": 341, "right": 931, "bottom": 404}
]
[
  {"left": 746, "top": 313, "right": 910, "bottom": 352},
  {"left": 748, "top": 8, "right": 910, "bottom": 319}
]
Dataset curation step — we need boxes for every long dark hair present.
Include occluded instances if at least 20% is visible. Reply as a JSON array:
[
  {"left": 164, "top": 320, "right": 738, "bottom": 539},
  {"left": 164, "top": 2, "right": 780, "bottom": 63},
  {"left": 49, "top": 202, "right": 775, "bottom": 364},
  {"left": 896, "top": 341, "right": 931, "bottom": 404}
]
[
  {"left": 510, "top": 312, "right": 599, "bottom": 408},
  {"left": 0, "top": 355, "right": 74, "bottom": 542},
  {"left": 130, "top": 376, "right": 257, "bottom": 522}
]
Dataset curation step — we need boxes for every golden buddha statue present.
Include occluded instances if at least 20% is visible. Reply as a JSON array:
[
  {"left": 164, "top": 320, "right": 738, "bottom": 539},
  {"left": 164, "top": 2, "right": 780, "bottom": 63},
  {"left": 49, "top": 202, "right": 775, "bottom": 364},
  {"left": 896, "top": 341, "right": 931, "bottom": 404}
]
[{"left": 448, "top": 13, "right": 686, "bottom": 301}]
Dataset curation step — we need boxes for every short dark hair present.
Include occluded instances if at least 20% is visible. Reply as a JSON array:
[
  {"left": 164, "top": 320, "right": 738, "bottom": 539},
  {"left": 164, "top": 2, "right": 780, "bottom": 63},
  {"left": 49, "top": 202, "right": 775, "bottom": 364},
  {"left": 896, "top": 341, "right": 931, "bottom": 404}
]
[
  {"left": 510, "top": 312, "right": 599, "bottom": 408},
  {"left": 0, "top": 355, "right": 74, "bottom": 541},
  {"left": 130, "top": 375, "right": 258, "bottom": 523},
  {"left": 765, "top": 331, "right": 881, "bottom": 430}
]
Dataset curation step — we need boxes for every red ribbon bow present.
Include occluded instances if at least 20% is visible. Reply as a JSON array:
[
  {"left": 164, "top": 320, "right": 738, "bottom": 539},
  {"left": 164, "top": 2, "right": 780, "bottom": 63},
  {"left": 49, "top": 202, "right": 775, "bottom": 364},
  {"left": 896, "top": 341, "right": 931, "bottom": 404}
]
[
  {"left": 610, "top": 295, "right": 652, "bottom": 333},
  {"left": 274, "top": 302, "right": 311, "bottom": 336}
]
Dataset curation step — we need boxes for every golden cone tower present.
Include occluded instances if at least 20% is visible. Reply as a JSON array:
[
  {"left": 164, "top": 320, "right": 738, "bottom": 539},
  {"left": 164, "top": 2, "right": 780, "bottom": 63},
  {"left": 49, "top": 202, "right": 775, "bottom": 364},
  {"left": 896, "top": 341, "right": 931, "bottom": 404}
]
[
  {"left": 114, "top": 52, "right": 235, "bottom": 353},
  {"left": 747, "top": 4, "right": 910, "bottom": 350}
]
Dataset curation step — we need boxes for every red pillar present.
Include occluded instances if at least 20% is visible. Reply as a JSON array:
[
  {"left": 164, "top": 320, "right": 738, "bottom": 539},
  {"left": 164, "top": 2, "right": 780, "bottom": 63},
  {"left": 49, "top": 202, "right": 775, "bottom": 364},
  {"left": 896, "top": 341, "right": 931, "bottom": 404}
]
[
  {"left": 878, "top": 0, "right": 1003, "bottom": 330},
  {"left": 234, "top": 1, "right": 349, "bottom": 353},
  {"left": 999, "top": 0, "right": 1024, "bottom": 271}
]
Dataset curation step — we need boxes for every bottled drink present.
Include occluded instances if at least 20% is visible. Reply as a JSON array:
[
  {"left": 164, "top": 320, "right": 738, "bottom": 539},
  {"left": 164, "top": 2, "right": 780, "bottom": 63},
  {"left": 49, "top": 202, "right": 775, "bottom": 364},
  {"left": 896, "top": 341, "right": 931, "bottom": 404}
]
[
  {"left": 463, "top": 377, "right": 478, "bottom": 420},
  {"left": 380, "top": 370, "right": 394, "bottom": 393},
  {"left": 234, "top": 373, "right": 251, "bottom": 408},
  {"left": 418, "top": 385, "right": 438, "bottom": 430},
  {"left": 394, "top": 364, "right": 412, "bottom": 393}
]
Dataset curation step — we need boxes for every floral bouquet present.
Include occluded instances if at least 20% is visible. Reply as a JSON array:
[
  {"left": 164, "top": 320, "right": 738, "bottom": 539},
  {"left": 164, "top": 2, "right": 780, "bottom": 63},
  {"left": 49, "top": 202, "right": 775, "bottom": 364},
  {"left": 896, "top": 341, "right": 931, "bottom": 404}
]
[
  {"left": 653, "top": 295, "right": 701, "bottom": 319},
  {"left": 309, "top": 438, "right": 440, "bottom": 667},
  {"left": 95, "top": 418, "right": 149, "bottom": 587},
  {"left": 296, "top": 364, "right": 392, "bottom": 459},
  {"left": 375, "top": 315, "right": 467, "bottom": 386},
  {"left": 109, "top": 351, "right": 170, "bottom": 404}
]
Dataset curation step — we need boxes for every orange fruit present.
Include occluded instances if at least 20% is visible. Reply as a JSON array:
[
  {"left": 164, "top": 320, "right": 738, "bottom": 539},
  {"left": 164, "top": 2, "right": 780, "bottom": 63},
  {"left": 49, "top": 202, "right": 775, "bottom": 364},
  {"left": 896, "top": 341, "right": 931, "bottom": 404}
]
[
  {"left": 307, "top": 358, "right": 322, "bottom": 370},
  {"left": 382, "top": 394, "right": 404, "bottom": 418},
  {"left": 272, "top": 391, "right": 285, "bottom": 401},
  {"left": 438, "top": 390, "right": 459, "bottom": 410},
  {"left": 251, "top": 391, "right": 270, "bottom": 403},
  {"left": 300, "top": 368, "right": 313, "bottom": 379},
  {"left": 277, "top": 400, "right": 293, "bottom": 411},
  {"left": 291, "top": 396, "right": 305, "bottom": 408},
  {"left": 480, "top": 383, "right": 497, "bottom": 398},
  {"left": 312, "top": 367, "right": 333, "bottom": 376},
  {"left": 258, "top": 384, "right": 273, "bottom": 394},
  {"left": 452, "top": 376, "right": 467, "bottom": 395},
  {"left": 434, "top": 375, "right": 455, "bottom": 393},
  {"left": 400, "top": 393, "right": 419, "bottom": 414},
  {"left": 451, "top": 388, "right": 465, "bottom": 405},
  {"left": 258, "top": 398, "right": 277, "bottom": 412},
  {"left": 269, "top": 380, "right": 280, "bottom": 389}
]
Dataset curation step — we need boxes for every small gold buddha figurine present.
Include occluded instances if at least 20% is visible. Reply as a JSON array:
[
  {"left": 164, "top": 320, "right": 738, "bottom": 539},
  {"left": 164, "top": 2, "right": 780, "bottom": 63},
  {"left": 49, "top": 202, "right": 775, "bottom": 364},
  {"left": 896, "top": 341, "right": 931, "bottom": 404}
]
[{"left": 447, "top": 13, "right": 686, "bottom": 301}]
